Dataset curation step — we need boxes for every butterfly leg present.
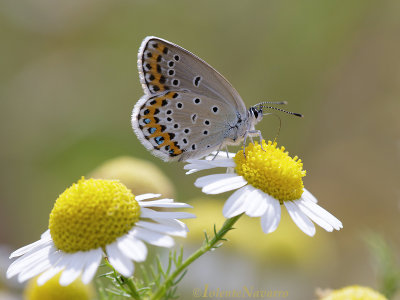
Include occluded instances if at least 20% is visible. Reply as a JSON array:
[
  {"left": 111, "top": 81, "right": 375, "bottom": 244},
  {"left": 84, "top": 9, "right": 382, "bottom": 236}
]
[
  {"left": 211, "top": 143, "right": 224, "bottom": 161},
  {"left": 246, "top": 130, "right": 265, "bottom": 151},
  {"left": 224, "top": 146, "right": 230, "bottom": 158},
  {"left": 242, "top": 131, "right": 249, "bottom": 158}
]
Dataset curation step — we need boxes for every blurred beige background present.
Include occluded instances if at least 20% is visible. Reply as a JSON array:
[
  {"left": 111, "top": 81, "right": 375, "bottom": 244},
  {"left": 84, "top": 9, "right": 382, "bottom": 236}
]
[{"left": 0, "top": 0, "right": 399, "bottom": 299}]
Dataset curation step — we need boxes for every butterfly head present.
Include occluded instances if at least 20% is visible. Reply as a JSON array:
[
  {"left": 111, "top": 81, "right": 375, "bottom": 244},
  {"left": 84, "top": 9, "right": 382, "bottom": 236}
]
[{"left": 248, "top": 106, "right": 264, "bottom": 126}]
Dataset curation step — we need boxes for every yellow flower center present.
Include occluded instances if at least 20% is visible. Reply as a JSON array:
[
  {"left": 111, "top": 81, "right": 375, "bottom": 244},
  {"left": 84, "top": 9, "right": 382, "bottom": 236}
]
[
  {"left": 49, "top": 177, "right": 140, "bottom": 253},
  {"left": 320, "top": 285, "right": 387, "bottom": 300},
  {"left": 234, "top": 140, "right": 306, "bottom": 202},
  {"left": 24, "top": 274, "right": 94, "bottom": 300}
]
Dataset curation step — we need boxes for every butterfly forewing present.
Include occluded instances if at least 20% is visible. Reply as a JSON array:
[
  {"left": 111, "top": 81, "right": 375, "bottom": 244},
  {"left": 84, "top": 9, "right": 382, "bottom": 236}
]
[{"left": 137, "top": 36, "right": 247, "bottom": 114}]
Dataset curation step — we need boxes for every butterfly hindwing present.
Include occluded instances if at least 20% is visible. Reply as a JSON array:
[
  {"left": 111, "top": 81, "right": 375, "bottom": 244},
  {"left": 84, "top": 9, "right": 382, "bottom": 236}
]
[{"left": 132, "top": 90, "right": 238, "bottom": 161}]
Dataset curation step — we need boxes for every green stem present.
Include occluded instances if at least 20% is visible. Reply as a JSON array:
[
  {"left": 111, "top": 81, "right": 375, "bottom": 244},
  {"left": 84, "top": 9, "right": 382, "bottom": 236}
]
[
  {"left": 124, "top": 276, "right": 141, "bottom": 300},
  {"left": 150, "top": 214, "right": 243, "bottom": 300},
  {"left": 105, "top": 259, "right": 141, "bottom": 299}
]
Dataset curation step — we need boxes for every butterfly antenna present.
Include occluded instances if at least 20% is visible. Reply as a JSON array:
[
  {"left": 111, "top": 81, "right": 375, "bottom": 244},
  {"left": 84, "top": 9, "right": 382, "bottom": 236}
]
[
  {"left": 257, "top": 101, "right": 288, "bottom": 105},
  {"left": 260, "top": 105, "right": 303, "bottom": 117}
]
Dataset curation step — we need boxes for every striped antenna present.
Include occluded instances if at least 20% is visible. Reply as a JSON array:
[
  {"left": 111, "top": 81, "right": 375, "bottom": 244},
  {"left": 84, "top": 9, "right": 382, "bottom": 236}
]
[{"left": 253, "top": 101, "right": 303, "bottom": 117}]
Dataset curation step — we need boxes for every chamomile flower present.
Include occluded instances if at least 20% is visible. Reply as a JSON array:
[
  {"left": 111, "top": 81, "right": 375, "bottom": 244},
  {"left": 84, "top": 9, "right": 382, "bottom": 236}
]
[
  {"left": 185, "top": 140, "right": 342, "bottom": 237},
  {"left": 24, "top": 273, "right": 95, "bottom": 300},
  {"left": 7, "top": 178, "right": 194, "bottom": 286}
]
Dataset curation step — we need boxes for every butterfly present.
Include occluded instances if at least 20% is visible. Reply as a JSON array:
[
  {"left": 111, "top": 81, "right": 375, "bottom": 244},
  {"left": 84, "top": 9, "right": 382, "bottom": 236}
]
[{"left": 131, "top": 36, "right": 300, "bottom": 162}]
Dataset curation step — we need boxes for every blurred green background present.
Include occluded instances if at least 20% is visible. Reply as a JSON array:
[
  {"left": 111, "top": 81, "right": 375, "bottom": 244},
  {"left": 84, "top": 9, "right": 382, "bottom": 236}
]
[{"left": 1, "top": 0, "right": 399, "bottom": 299}]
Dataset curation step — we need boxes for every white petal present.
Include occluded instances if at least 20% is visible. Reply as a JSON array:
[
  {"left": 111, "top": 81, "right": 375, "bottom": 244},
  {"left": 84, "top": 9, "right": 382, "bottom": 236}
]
[
  {"left": 37, "top": 267, "right": 63, "bottom": 286},
  {"left": 302, "top": 188, "right": 318, "bottom": 203},
  {"left": 59, "top": 252, "right": 87, "bottom": 286},
  {"left": 136, "top": 193, "right": 161, "bottom": 201},
  {"left": 139, "top": 199, "right": 192, "bottom": 208},
  {"left": 195, "top": 173, "right": 237, "bottom": 187},
  {"left": 139, "top": 198, "right": 173, "bottom": 204},
  {"left": 136, "top": 220, "right": 187, "bottom": 237},
  {"left": 298, "top": 198, "right": 342, "bottom": 230},
  {"left": 195, "top": 174, "right": 247, "bottom": 194},
  {"left": 185, "top": 169, "right": 200, "bottom": 175},
  {"left": 184, "top": 158, "right": 235, "bottom": 172},
  {"left": 81, "top": 249, "right": 102, "bottom": 284},
  {"left": 9, "top": 234, "right": 52, "bottom": 259},
  {"left": 37, "top": 253, "right": 69, "bottom": 286},
  {"left": 18, "top": 260, "right": 51, "bottom": 283},
  {"left": 284, "top": 201, "right": 316, "bottom": 236},
  {"left": 140, "top": 208, "right": 195, "bottom": 219},
  {"left": 41, "top": 229, "right": 51, "bottom": 239},
  {"left": 260, "top": 195, "right": 281, "bottom": 234},
  {"left": 154, "top": 218, "right": 189, "bottom": 232},
  {"left": 106, "top": 242, "right": 134, "bottom": 277},
  {"left": 204, "top": 151, "right": 236, "bottom": 160},
  {"left": 245, "top": 188, "right": 268, "bottom": 217},
  {"left": 16, "top": 246, "right": 59, "bottom": 282},
  {"left": 222, "top": 186, "right": 252, "bottom": 218},
  {"left": 116, "top": 235, "right": 147, "bottom": 262},
  {"left": 7, "top": 244, "right": 53, "bottom": 279},
  {"left": 295, "top": 200, "right": 334, "bottom": 232},
  {"left": 131, "top": 227, "right": 174, "bottom": 248}
]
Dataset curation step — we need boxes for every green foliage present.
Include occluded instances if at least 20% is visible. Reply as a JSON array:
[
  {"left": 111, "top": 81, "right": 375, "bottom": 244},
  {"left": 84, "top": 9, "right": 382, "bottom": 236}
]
[
  {"left": 96, "top": 215, "right": 242, "bottom": 300},
  {"left": 364, "top": 232, "right": 400, "bottom": 299}
]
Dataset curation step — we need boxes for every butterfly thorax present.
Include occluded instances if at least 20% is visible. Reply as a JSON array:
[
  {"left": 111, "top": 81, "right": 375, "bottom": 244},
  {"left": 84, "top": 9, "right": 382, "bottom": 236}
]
[{"left": 223, "top": 107, "right": 263, "bottom": 146}]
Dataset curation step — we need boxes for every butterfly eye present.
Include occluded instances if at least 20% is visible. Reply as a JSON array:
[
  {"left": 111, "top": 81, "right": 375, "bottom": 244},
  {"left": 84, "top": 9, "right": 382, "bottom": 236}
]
[{"left": 253, "top": 109, "right": 259, "bottom": 119}]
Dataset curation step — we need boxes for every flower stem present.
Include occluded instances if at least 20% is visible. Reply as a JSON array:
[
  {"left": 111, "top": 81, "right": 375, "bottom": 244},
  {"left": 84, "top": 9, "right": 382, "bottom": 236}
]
[
  {"left": 105, "top": 258, "right": 141, "bottom": 299},
  {"left": 150, "top": 214, "right": 243, "bottom": 300},
  {"left": 124, "top": 276, "right": 141, "bottom": 299}
]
